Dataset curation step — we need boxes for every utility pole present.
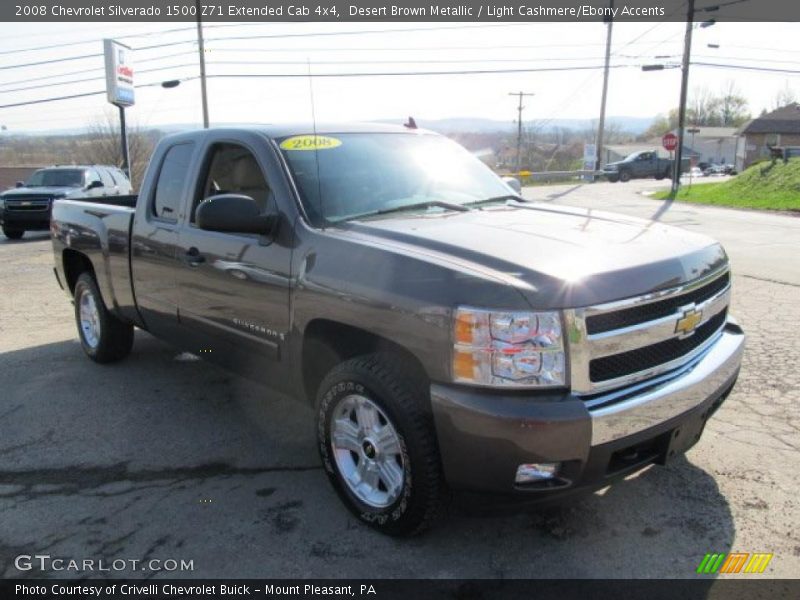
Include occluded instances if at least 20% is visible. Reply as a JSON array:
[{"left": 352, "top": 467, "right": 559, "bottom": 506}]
[
  {"left": 509, "top": 91, "right": 535, "bottom": 174},
  {"left": 195, "top": 0, "right": 210, "bottom": 128},
  {"left": 595, "top": 0, "right": 614, "bottom": 176},
  {"left": 672, "top": 0, "right": 695, "bottom": 196}
]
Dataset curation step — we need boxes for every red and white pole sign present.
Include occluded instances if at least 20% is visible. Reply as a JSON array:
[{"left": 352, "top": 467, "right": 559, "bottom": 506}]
[{"left": 662, "top": 132, "right": 678, "bottom": 152}]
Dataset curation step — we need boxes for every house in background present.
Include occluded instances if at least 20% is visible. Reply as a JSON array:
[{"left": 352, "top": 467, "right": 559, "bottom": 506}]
[{"left": 736, "top": 103, "right": 800, "bottom": 171}]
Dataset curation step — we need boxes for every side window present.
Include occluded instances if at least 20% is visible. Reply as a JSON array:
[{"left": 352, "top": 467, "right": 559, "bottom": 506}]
[
  {"left": 97, "top": 167, "right": 115, "bottom": 188},
  {"left": 152, "top": 143, "right": 195, "bottom": 221},
  {"left": 191, "top": 143, "right": 272, "bottom": 223},
  {"left": 86, "top": 168, "right": 102, "bottom": 185}
]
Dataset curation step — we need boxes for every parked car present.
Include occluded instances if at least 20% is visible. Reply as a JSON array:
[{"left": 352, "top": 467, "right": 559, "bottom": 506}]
[
  {"left": 688, "top": 167, "right": 705, "bottom": 178},
  {"left": 603, "top": 150, "right": 688, "bottom": 183},
  {"left": 50, "top": 125, "right": 744, "bottom": 535},
  {"left": 0, "top": 165, "right": 131, "bottom": 240},
  {"left": 703, "top": 164, "right": 737, "bottom": 177}
]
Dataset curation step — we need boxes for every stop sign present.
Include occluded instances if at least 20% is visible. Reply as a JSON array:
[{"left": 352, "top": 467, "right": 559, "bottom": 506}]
[{"left": 662, "top": 132, "right": 678, "bottom": 152}]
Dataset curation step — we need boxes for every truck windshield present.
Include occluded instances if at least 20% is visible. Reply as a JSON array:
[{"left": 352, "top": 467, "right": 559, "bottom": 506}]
[
  {"left": 276, "top": 132, "right": 512, "bottom": 225},
  {"left": 26, "top": 169, "right": 84, "bottom": 188}
]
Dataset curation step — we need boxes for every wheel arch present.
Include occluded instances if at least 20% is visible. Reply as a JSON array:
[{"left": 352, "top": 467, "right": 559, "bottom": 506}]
[
  {"left": 62, "top": 249, "right": 96, "bottom": 295},
  {"left": 301, "top": 318, "right": 429, "bottom": 406}
]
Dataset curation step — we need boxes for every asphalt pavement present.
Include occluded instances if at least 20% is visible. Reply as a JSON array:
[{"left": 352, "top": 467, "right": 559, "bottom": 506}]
[{"left": 1, "top": 181, "right": 798, "bottom": 578}]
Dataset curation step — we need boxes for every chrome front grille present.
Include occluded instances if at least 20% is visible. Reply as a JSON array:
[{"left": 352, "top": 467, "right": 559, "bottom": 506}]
[
  {"left": 3, "top": 197, "right": 51, "bottom": 212},
  {"left": 565, "top": 267, "right": 731, "bottom": 396}
]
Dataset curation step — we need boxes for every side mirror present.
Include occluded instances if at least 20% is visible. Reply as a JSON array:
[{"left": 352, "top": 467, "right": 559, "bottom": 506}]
[
  {"left": 196, "top": 194, "right": 275, "bottom": 235},
  {"left": 15, "top": 181, "right": 24, "bottom": 188},
  {"left": 502, "top": 176, "right": 522, "bottom": 195},
  {"left": 86, "top": 180, "right": 103, "bottom": 190}
]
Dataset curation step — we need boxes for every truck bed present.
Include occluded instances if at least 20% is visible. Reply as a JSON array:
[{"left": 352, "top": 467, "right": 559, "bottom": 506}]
[{"left": 51, "top": 197, "right": 140, "bottom": 325}]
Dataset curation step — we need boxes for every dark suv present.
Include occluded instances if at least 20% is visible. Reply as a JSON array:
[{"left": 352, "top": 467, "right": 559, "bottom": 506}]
[{"left": 0, "top": 165, "right": 131, "bottom": 239}]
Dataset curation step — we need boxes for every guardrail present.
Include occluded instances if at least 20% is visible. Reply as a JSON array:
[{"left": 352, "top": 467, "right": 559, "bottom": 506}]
[{"left": 500, "top": 170, "right": 602, "bottom": 183}]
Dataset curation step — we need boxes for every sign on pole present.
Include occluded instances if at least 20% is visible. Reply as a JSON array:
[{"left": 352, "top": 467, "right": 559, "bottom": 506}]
[
  {"left": 103, "top": 39, "right": 135, "bottom": 107},
  {"left": 662, "top": 132, "right": 678, "bottom": 152}
]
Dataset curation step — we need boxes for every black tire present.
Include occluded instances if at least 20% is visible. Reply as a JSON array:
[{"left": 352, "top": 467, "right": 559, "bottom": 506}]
[
  {"left": 2, "top": 227, "right": 24, "bottom": 240},
  {"left": 316, "top": 353, "right": 445, "bottom": 536},
  {"left": 654, "top": 172, "right": 666, "bottom": 180},
  {"left": 619, "top": 170, "right": 632, "bottom": 182},
  {"left": 74, "top": 272, "right": 134, "bottom": 363},
  {"left": 606, "top": 174, "right": 619, "bottom": 183}
]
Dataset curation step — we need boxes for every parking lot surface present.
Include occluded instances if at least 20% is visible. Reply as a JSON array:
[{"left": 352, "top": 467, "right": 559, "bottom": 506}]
[{"left": 1, "top": 181, "right": 799, "bottom": 578}]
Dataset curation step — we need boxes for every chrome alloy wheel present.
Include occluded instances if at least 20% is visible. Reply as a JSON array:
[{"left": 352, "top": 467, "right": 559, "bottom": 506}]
[
  {"left": 78, "top": 289, "right": 101, "bottom": 349},
  {"left": 330, "top": 394, "right": 405, "bottom": 508}
]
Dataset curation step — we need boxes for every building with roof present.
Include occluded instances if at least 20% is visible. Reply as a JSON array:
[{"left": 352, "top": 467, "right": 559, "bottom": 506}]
[{"left": 735, "top": 103, "right": 800, "bottom": 170}]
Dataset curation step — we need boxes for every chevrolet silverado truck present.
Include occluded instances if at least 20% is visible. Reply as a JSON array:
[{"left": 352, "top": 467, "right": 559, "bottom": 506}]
[
  {"left": 602, "top": 150, "right": 684, "bottom": 183},
  {"left": 50, "top": 124, "right": 744, "bottom": 535}
]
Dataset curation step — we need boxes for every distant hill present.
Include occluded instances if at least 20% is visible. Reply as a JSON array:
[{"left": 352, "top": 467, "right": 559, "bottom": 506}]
[{"left": 378, "top": 116, "right": 656, "bottom": 135}]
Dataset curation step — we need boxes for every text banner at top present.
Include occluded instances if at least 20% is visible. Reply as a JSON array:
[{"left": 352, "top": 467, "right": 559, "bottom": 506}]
[{"left": 4, "top": 0, "right": 800, "bottom": 22}]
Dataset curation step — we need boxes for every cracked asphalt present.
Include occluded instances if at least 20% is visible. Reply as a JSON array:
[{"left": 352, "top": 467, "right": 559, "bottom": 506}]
[{"left": 1, "top": 180, "right": 799, "bottom": 579}]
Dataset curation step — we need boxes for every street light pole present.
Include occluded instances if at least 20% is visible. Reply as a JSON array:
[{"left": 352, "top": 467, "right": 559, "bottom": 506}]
[
  {"left": 595, "top": 0, "right": 614, "bottom": 176},
  {"left": 195, "top": 0, "right": 210, "bottom": 128},
  {"left": 672, "top": 0, "right": 695, "bottom": 196}
]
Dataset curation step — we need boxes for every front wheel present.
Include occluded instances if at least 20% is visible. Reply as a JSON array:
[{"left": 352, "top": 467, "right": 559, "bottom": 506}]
[
  {"left": 606, "top": 174, "right": 619, "bottom": 183},
  {"left": 316, "top": 353, "right": 445, "bottom": 536},
  {"left": 2, "top": 227, "right": 24, "bottom": 240},
  {"left": 619, "top": 170, "right": 632, "bottom": 182},
  {"left": 74, "top": 273, "right": 134, "bottom": 363}
]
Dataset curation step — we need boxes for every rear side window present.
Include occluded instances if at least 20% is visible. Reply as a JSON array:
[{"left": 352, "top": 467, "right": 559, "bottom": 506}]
[
  {"left": 97, "top": 167, "right": 115, "bottom": 188},
  {"left": 152, "top": 143, "right": 195, "bottom": 221},
  {"left": 86, "top": 168, "right": 101, "bottom": 185}
]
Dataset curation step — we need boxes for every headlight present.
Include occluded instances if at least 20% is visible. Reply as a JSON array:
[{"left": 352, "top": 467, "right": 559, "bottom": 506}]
[
  {"left": 452, "top": 307, "right": 566, "bottom": 388},
  {"left": 0, "top": 198, "right": 5, "bottom": 209}
]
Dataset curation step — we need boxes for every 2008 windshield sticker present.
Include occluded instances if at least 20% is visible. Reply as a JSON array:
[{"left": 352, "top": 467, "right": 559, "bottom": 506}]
[{"left": 279, "top": 135, "right": 342, "bottom": 151}]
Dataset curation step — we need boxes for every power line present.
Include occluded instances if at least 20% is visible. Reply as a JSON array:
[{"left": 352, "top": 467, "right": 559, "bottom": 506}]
[
  {"left": 0, "top": 79, "right": 190, "bottom": 109},
  {"left": 0, "top": 63, "right": 198, "bottom": 94},
  {"left": 0, "top": 64, "right": 632, "bottom": 110},
  {"left": 1, "top": 55, "right": 651, "bottom": 94},
  {"left": 692, "top": 61, "right": 800, "bottom": 74},
  {"left": 0, "top": 51, "right": 198, "bottom": 87},
  {"left": 0, "top": 23, "right": 534, "bottom": 70},
  {"left": 205, "top": 65, "right": 620, "bottom": 79}
]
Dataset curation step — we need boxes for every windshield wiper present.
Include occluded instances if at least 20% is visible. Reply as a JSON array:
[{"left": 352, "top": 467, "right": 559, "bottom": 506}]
[
  {"left": 353, "top": 200, "right": 471, "bottom": 220},
  {"left": 464, "top": 194, "right": 525, "bottom": 207}
]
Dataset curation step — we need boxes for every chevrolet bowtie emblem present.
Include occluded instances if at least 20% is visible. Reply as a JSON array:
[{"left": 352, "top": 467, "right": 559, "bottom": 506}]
[{"left": 675, "top": 307, "right": 703, "bottom": 337}]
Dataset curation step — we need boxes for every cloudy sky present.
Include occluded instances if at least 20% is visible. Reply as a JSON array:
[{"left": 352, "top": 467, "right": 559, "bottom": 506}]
[{"left": 0, "top": 20, "right": 797, "bottom": 133}]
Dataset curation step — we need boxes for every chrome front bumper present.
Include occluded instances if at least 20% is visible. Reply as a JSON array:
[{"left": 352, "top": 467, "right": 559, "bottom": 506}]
[{"left": 589, "top": 327, "right": 744, "bottom": 445}]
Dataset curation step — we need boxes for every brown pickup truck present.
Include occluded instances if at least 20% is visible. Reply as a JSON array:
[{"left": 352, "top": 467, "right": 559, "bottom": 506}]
[{"left": 50, "top": 124, "right": 744, "bottom": 535}]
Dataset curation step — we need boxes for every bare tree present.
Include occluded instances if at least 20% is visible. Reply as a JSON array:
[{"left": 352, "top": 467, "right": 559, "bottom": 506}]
[
  {"left": 687, "top": 86, "right": 716, "bottom": 126},
  {"left": 772, "top": 82, "right": 798, "bottom": 110},
  {"left": 72, "top": 111, "right": 156, "bottom": 190},
  {"left": 712, "top": 80, "right": 750, "bottom": 126}
]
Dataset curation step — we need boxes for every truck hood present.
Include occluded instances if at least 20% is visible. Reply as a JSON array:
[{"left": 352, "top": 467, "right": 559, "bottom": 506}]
[
  {"left": 339, "top": 202, "right": 727, "bottom": 308},
  {"left": 603, "top": 161, "right": 626, "bottom": 169},
  {"left": 1, "top": 186, "right": 81, "bottom": 197}
]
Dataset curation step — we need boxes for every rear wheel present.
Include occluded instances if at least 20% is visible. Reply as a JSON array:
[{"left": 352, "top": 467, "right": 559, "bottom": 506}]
[
  {"left": 2, "top": 227, "right": 24, "bottom": 240},
  {"left": 316, "top": 353, "right": 445, "bottom": 536},
  {"left": 74, "top": 273, "right": 134, "bottom": 363}
]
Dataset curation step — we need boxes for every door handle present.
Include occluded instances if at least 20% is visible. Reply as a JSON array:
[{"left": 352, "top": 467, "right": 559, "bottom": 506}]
[{"left": 183, "top": 247, "right": 205, "bottom": 266}]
